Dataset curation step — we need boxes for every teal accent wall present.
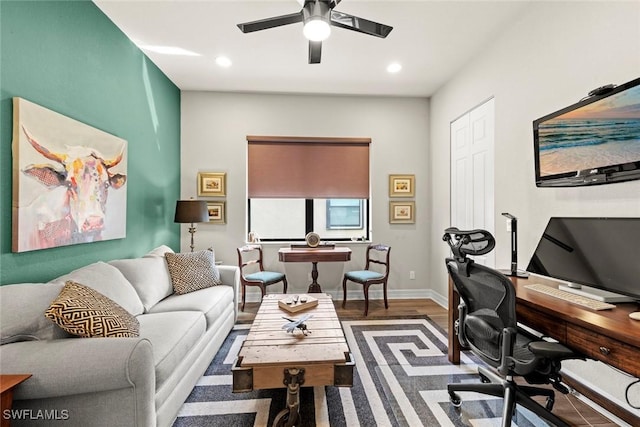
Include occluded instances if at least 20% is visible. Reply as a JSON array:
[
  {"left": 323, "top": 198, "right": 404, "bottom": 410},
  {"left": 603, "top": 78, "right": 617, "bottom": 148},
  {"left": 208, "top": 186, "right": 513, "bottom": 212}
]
[{"left": 0, "top": 1, "right": 181, "bottom": 284}]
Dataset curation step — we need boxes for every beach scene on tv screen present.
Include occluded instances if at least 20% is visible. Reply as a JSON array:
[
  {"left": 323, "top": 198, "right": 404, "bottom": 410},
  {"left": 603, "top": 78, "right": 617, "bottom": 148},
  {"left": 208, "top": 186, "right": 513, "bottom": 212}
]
[{"left": 538, "top": 84, "right": 640, "bottom": 177}]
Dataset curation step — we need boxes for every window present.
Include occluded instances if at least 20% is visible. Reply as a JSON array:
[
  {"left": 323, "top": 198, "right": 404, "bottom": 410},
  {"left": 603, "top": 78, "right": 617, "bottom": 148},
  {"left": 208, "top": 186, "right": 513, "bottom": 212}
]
[
  {"left": 246, "top": 135, "right": 371, "bottom": 241},
  {"left": 326, "top": 199, "right": 363, "bottom": 229},
  {"left": 248, "top": 198, "right": 368, "bottom": 241}
]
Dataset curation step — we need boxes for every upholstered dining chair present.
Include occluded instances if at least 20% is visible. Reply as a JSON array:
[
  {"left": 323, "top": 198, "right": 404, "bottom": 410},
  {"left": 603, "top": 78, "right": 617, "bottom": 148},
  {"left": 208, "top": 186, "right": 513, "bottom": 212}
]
[
  {"left": 342, "top": 244, "right": 391, "bottom": 316},
  {"left": 237, "top": 245, "right": 288, "bottom": 311}
]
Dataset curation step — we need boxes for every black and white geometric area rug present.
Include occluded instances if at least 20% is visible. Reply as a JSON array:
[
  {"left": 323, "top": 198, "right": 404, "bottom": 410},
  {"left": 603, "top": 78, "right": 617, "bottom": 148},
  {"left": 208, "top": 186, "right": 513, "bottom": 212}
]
[{"left": 173, "top": 318, "right": 551, "bottom": 426}]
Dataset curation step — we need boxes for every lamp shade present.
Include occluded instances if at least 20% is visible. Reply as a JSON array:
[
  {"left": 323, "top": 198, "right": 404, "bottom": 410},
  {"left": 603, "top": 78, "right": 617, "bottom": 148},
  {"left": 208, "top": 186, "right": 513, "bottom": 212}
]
[{"left": 174, "top": 200, "right": 209, "bottom": 223}]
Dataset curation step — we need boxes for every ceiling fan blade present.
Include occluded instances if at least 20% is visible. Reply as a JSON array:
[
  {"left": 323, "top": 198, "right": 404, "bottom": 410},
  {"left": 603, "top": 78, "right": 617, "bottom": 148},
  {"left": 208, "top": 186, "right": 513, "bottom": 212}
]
[
  {"left": 308, "top": 41, "right": 322, "bottom": 64},
  {"left": 237, "top": 11, "right": 303, "bottom": 33},
  {"left": 330, "top": 11, "right": 393, "bottom": 38}
]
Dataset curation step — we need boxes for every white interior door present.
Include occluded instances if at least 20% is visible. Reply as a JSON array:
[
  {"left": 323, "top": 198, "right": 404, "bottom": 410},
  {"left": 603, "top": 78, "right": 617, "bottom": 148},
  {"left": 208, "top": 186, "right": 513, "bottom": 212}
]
[{"left": 450, "top": 98, "right": 495, "bottom": 266}]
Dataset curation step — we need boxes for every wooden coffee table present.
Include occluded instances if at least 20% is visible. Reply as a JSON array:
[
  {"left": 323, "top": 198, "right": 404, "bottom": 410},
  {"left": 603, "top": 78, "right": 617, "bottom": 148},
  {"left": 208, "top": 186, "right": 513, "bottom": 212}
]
[{"left": 232, "top": 293, "right": 353, "bottom": 427}]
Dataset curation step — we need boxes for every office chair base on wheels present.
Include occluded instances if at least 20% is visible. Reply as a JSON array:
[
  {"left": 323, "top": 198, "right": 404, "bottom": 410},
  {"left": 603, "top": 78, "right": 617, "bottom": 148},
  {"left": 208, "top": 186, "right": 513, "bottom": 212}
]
[{"left": 448, "top": 366, "right": 571, "bottom": 427}]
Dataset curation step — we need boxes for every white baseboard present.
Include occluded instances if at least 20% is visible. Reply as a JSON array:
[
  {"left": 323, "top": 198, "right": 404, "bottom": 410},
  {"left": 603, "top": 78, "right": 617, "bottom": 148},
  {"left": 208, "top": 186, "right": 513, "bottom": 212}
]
[{"left": 243, "top": 288, "right": 448, "bottom": 309}]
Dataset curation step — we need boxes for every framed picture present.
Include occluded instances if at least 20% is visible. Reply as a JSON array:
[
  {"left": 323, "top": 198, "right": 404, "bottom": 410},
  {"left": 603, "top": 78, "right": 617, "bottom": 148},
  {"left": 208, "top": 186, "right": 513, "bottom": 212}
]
[
  {"left": 12, "top": 97, "right": 127, "bottom": 252},
  {"left": 207, "top": 201, "right": 226, "bottom": 224},
  {"left": 389, "top": 201, "right": 415, "bottom": 224},
  {"left": 389, "top": 174, "right": 415, "bottom": 197},
  {"left": 198, "top": 172, "right": 226, "bottom": 197}
]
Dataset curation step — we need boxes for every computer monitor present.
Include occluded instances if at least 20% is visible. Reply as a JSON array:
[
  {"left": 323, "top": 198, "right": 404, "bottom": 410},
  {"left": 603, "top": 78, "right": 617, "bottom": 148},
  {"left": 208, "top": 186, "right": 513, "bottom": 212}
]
[{"left": 526, "top": 217, "right": 640, "bottom": 302}]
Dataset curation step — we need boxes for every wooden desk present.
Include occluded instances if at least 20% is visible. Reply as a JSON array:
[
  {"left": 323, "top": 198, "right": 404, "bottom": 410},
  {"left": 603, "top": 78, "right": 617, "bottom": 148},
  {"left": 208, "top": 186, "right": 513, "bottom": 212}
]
[
  {"left": 278, "top": 247, "right": 351, "bottom": 293},
  {"left": 1, "top": 374, "right": 31, "bottom": 427},
  {"left": 448, "top": 274, "right": 640, "bottom": 424}
]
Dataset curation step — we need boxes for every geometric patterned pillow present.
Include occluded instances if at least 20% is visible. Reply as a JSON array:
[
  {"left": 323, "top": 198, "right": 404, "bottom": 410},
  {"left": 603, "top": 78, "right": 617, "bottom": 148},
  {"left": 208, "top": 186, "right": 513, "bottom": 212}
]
[
  {"left": 164, "top": 249, "right": 221, "bottom": 295},
  {"left": 44, "top": 281, "right": 140, "bottom": 338}
]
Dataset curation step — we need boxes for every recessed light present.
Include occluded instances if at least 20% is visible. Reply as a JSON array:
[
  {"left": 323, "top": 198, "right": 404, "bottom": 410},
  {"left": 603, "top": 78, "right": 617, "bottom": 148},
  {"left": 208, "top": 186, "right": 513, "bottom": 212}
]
[
  {"left": 139, "top": 45, "right": 200, "bottom": 56},
  {"left": 215, "top": 56, "right": 232, "bottom": 68},
  {"left": 387, "top": 62, "right": 402, "bottom": 73}
]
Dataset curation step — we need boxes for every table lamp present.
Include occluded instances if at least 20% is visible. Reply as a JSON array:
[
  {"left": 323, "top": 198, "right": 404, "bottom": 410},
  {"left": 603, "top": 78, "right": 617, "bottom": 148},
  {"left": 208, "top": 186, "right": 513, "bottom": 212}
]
[{"left": 174, "top": 200, "right": 209, "bottom": 252}]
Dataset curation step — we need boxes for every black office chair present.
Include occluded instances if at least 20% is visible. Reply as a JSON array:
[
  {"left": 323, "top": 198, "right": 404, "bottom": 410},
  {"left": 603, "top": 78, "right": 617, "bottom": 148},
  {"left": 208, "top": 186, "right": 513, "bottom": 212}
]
[{"left": 443, "top": 227, "right": 582, "bottom": 427}]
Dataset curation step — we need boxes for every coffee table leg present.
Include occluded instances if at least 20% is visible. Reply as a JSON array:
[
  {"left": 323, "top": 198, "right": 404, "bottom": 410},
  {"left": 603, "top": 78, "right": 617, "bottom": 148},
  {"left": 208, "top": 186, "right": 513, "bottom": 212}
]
[
  {"left": 307, "top": 262, "right": 322, "bottom": 293},
  {"left": 273, "top": 368, "right": 305, "bottom": 427}
]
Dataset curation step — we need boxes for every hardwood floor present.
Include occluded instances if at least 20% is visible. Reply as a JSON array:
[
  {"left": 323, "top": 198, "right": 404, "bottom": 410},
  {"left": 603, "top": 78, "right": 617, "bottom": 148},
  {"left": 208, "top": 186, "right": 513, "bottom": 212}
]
[{"left": 237, "top": 297, "right": 620, "bottom": 427}]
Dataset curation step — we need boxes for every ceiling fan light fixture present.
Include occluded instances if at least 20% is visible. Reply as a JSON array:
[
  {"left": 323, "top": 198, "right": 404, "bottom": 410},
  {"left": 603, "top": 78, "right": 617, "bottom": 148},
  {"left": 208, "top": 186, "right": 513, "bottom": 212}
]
[{"left": 303, "top": 19, "right": 331, "bottom": 42}]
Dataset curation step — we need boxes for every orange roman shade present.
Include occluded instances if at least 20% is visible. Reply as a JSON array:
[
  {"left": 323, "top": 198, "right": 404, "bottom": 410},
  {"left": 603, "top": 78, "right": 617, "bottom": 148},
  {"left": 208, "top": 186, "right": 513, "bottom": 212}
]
[{"left": 247, "top": 136, "right": 370, "bottom": 199}]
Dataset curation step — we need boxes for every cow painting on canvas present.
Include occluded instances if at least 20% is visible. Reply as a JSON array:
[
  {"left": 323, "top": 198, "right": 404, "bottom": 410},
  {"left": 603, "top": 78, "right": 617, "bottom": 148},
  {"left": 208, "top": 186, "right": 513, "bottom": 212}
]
[{"left": 12, "top": 98, "right": 127, "bottom": 252}]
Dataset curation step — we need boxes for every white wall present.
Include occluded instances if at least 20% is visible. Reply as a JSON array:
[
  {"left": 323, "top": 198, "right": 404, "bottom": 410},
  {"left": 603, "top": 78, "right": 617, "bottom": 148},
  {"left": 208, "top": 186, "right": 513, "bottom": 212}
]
[
  {"left": 429, "top": 1, "right": 640, "bottom": 417},
  {"left": 180, "top": 93, "right": 433, "bottom": 302}
]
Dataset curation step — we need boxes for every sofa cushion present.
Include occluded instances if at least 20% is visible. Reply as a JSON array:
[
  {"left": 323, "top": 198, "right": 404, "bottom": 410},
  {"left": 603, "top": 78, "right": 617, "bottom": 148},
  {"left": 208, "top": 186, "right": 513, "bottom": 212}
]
[
  {"left": 144, "top": 245, "right": 174, "bottom": 258},
  {"left": 45, "top": 281, "right": 140, "bottom": 338},
  {"left": 137, "top": 311, "right": 205, "bottom": 388},
  {"left": 51, "top": 261, "right": 144, "bottom": 316},
  {"left": 0, "top": 282, "right": 72, "bottom": 344},
  {"left": 110, "top": 256, "right": 174, "bottom": 312},
  {"left": 148, "top": 285, "right": 234, "bottom": 328},
  {"left": 164, "top": 250, "right": 221, "bottom": 295}
]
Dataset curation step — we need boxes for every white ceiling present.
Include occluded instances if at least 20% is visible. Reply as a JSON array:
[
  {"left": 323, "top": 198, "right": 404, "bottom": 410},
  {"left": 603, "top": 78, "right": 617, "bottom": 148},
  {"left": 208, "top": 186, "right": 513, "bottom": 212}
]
[{"left": 94, "top": 0, "right": 532, "bottom": 97}]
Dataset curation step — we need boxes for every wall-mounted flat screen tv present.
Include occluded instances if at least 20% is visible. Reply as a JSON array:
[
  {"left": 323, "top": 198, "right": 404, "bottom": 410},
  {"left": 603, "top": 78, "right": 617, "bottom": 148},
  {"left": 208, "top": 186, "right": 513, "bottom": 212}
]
[{"left": 533, "top": 76, "right": 640, "bottom": 187}]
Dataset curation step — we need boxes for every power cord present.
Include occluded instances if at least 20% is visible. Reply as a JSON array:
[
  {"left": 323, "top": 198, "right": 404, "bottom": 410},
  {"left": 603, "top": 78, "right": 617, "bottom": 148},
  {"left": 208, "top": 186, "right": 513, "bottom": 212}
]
[
  {"left": 625, "top": 378, "right": 640, "bottom": 410},
  {"left": 564, "top": 391, "right": 595, "bottom": 427},
  {"left": 597, "top": 363, "right": 640, "bottom": 410}
]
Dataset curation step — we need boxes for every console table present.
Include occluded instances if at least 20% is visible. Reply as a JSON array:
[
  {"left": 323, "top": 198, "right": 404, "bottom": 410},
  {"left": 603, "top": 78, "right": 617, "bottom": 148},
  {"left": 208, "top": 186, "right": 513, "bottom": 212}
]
[
  {"left": 448, "top": 274, "right": 640, "bottom": 425},
  {"left": 1, "top": 374, "right": 31, "bottom": 427},
  {"left": 278, "top": 247, "right": 351, "bottom": 293}
]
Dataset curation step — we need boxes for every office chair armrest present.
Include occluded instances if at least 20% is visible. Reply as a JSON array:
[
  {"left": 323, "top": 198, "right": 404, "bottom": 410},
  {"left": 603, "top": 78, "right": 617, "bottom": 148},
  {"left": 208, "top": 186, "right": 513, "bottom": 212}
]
[
  {"left": 499, "top": 327, "right": 518, "bottom": 375},
  {"left": 528, "top": 341, "right": 578, "bottom": 360},
  {"left": 457, "top": 303, "right": 470, "bottom": 347}
]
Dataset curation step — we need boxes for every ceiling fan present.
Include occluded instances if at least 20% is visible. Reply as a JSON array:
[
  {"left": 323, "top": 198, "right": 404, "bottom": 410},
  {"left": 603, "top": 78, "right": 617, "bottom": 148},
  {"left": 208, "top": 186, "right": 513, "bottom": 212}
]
[{"left": 237, "top": 0, "right": 393, "bottom": 64}]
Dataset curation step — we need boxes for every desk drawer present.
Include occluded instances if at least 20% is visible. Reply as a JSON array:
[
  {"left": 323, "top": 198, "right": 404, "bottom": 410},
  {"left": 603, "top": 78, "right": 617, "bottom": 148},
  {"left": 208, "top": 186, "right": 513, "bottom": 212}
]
[
  {"left": 567, "top": 324, "right": 640, "bottom": 377},
  {"left": 517, "top": 306, "right": 566, "bottom": 342}
]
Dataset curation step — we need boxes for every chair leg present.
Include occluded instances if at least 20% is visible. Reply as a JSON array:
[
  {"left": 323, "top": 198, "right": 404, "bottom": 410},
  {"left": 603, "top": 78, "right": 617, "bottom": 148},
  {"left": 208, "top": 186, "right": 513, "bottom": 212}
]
[
  {"left": 241, "top": 284, "right": 246, "bottom": 312},
  {"left": 342, "top": 277, "right": 348, "bottom": 308},
  {"left": 363, "top": 283, "right": 370, "bottom": 316},
  {"left": 514, "top": 388, "right": 570, "bottom": 427},
  {"left": 282, "top": 277, "right": 288, "bottom": 294},
  {"left": 383, "top": 281, "right": 389, "bottom": 309},
  {"left": 447, "top": 382, "right": 506, "bottom": 400},
  {"left": 501, "top": 382, "right": 516, "bottom": 427}
]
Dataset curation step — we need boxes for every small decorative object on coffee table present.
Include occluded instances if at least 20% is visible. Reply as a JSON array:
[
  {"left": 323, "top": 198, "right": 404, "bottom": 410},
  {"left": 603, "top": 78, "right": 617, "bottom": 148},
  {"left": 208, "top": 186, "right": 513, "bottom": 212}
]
[{"left": 278, "top": 294, "right": 318, "bottom": 313}]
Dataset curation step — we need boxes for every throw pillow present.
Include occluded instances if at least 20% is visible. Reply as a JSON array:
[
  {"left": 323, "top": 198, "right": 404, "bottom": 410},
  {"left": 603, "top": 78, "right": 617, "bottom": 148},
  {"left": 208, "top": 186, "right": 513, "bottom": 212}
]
[
  {"left": 45, "top": 281, "right": 140, "bottom": 338},
  {"left": 164, "top": 249, "right": 221, "bottom": 295}
]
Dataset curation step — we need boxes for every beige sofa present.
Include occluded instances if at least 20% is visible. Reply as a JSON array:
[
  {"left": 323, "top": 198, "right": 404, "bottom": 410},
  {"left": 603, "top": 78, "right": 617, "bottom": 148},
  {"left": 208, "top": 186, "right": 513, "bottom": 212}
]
[{"left": 0, "top": 245, "right": 239, "bottom": 427}]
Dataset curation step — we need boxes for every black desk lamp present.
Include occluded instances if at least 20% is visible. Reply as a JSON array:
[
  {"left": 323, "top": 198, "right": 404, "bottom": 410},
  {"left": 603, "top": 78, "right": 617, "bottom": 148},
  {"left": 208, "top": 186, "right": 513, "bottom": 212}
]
[
  {"left": 174, "top": 200, "right": 209, "bottom": 252},
  {"left": 500, "top": 212, "right": 529, "bottom": 278}
]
